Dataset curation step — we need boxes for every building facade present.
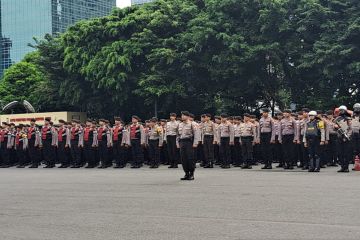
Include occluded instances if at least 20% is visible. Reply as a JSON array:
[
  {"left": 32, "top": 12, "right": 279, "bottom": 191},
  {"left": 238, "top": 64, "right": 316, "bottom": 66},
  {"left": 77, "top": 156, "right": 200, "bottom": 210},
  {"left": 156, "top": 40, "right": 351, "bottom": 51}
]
[
  {"left": 0, "top": 0, "right": 116, "bottom": 77},
  {"left": 131, "top": 0, "right": 153, "bottom": 5}
]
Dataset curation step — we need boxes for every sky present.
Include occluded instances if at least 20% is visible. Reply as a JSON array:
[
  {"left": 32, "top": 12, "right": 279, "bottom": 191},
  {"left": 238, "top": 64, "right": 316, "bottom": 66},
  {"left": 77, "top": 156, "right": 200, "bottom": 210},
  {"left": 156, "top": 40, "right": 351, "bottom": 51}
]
[{"left": 117, "top": 0, "right": 131, "bottom": 8}]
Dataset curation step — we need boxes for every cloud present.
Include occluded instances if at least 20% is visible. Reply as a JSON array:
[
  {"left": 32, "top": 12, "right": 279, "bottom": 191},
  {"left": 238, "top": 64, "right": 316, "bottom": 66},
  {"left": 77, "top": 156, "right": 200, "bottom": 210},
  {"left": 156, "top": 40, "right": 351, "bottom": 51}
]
[{"left": 117, "top": 0, "right": 131, "bottom": 8}]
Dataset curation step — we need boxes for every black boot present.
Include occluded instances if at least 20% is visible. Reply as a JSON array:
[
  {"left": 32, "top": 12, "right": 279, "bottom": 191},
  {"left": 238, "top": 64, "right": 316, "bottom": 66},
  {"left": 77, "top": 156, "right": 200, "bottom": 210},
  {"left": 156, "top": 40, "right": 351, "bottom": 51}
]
[
  {"left": 180, "top": 173, "right": 189, "bottom": 180},
  {"left": 188, "top": 172, "right": 194, "bottom": 180}
]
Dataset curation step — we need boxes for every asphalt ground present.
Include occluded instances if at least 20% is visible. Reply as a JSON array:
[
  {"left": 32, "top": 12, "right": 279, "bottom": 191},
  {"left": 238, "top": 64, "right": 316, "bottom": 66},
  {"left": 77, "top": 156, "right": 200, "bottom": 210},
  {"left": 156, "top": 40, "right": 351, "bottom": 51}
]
[{"left": 0, "top": 164, "right": 359, "bottom": 240}]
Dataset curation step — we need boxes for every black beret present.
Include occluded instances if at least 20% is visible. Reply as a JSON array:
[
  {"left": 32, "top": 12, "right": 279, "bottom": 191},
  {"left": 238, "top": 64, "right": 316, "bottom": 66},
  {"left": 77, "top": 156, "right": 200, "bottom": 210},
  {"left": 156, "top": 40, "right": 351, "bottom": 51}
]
[
  {"left": 243, "top": 113, "right": 251, "bottom": 117},
  {"left": 150, "top": 117, "right": 158, "bottom": 122},
  {"left": 169, "top": 113, "right": 177, "bottom": 117},
  {"left": 132, "top": 115, "right": 141, "bottom": 121},
  {"left": 181, "top": 111, "right": 190, "bottom": 117},
  {"left": 261, "top": 108, "right": 270, "bottom": 113},
  {"left": 114, "top": 117, "right": 122, "bottom": 121},
  {"left": 326, "top": 110, "right": 334, "bottom": 115},
  {"left": 220, "top": 113, "right": 228, "bottom": 118},
  {"left": 302, "top": 108, "right": 310, "bottom": 113}
]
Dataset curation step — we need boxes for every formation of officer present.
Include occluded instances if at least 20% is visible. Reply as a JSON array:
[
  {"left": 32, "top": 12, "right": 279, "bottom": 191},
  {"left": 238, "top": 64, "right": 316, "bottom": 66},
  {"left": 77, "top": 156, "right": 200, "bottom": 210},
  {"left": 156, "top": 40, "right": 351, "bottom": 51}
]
[{"left": 0, "top": 104, "right": 360, "bottom": 178}]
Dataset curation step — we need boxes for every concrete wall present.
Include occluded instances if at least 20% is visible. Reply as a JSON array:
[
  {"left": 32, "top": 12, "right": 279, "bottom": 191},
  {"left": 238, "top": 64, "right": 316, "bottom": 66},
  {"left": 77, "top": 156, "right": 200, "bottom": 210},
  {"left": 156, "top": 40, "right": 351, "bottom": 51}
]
[{"left": 0, "top": 112, "right": 87, "bottom": 125}]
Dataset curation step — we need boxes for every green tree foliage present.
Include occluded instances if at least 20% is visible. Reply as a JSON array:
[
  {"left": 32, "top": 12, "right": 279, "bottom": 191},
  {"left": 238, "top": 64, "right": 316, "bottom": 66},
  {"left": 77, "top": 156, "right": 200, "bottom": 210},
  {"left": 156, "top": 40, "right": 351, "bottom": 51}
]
[{"left": 1, "top": 0, "right": 360, "bottom": 118}]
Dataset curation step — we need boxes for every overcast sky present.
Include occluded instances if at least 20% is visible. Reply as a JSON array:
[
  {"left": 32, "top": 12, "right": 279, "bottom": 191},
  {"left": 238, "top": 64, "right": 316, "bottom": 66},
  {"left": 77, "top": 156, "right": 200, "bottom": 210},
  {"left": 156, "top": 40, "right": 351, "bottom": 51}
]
[{"left": 117, "top": 0, "right": 131, "bottom": 8}]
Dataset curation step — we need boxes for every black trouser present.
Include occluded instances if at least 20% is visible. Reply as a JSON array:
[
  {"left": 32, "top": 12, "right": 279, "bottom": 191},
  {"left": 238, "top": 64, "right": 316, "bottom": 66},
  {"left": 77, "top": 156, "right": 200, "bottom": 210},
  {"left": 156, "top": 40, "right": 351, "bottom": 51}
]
[
  {"left": 160, "top": 141, "right": 168, "bottom": 164},
  {"left": 167, "top": 135, "right": 177, "bottom": 166},
  {"left": 337, "top": 139, "right": 352, "bottom": 170},
  {"left": 9, "top": 147, "right": 16, "bottom": 166},
  {"left": 326, "top": 134, "right": 338, "bottom": 165},
  {"left": 42, "top": 139, "right": 55, "bottom": 166},
  {"left": 253, "top": 144, "right": 261, "bottom": 164},
  {"left": 319, "top": 144, "right": 326, "bottom": 167},
  {"left": 241, "top": 136, "right": 253, "bottom": 166},
  {"left": 28, "top": 139, "right": 40, "bottom": 166},
  {"left": 307, "top": 137, "right": 320, "bottom": 170},
  {"left": 70, "top": 140, "right": 82, "bottom": 166},
  {"left": 196, "top": 142, "right": 204, "bottom": 163},
  {"left": 16, "top": 146, "right": 27, "bottom": 166},
  {"left": 352, "top": 132, "right": 360, "bottom": 158},
  {"left": 261, "top": 133, "right": 272, "bottom": 166},
  {"left": 148, "top": 139, "right": 160, "bottom": 166},
  {"left": 300, "top": 136, "right": 309, "bottom": 168},
  {"left": 113, "top": 140, "right": 125, "bottom": 166},
  {"left": 203, "top": 135, "right": 214, "bottom": 166},
  {"left": 84, "top": 141, "right": 96, "bottom": 166},
  {"left": 214, "top": 144, "right": 220, "bottom": 164},
  {"left": 273, "top": 136, "right": 283, "bottom": 165},
  {"left": 131, "top": 139, "right": 143, "bottom": 167},
  {"left": 233, "top": 137, "right": 242, "bottom": 166},
  {"left": 0, "top": 143, "right": 10, "bottom": 166},
  {"left": 98, "top": 140, "right": 110, "bottom": 166},
  {"left": 58, "top": 141, "right": 69, "bottom": 166},
  {"left": 282, "top": 134, "right": 294, "bottom": 167},
  {"left": 179, "top": 139, "right": 195, "bottom": 174},
  {"left": 219, "top": 137, "right": 231, "bottom": 166}
]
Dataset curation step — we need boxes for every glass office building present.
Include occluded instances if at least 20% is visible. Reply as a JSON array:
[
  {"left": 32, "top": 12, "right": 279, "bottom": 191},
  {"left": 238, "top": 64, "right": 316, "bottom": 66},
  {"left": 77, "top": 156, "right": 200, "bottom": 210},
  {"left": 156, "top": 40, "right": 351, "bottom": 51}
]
[
  {"left": 0, "top": 0, "right": 116, "bottom": 77},
  {"left": 131, "top": 0, "right": 153, "bottom": 5}
]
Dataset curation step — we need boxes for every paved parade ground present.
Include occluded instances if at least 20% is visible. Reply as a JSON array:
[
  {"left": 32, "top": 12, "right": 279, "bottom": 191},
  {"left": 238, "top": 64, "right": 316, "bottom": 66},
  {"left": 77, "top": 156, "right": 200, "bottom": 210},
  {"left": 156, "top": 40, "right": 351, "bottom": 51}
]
[{"left": 0, "top": 166, "right": 360, "bottom": 240}]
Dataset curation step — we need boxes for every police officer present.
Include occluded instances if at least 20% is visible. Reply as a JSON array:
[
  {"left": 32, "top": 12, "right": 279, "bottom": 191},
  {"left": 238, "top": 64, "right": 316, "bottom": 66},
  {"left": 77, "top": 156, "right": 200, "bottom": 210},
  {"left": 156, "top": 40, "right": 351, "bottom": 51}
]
[
  {"left": 324, "top": 110, "right": 338, "bottom": 166},
  {"left": 259, "top": 108, "right": 274, "bottom": 169},
  {"left": 213, "top": 116, "right": 221, "bottom": 165},
  {"left": 272, "top": 112, "right": 284, "bottom": 168},
  {"left": 0, "top": 122, "right": 10, "bottom": 168},
  {"left": 41, "top": 117, "right": 57, "bottom": 168},
  {"left": 279, "top": 110, "right": 298, "bottom": 169},
  {"left": 177, "top": 111, "right": 199, "bottom": 180},
  {"left": 216, "top": 114, "right": 234, "bottom": 169},
  {"left": 112, "top": 117, "right": 126, "bottom": 168},
  {"left": 97, "top": 119, "right": 112, "bottom": 168},
  {"left": 125, "top": 116, "right": 146, "bottom": 168},
  {"left": 15, "top": 124, "right": 28, "bottom": 168},
  {"left": 201, "top": 113, "right": 216, "bottom": 168},
  {"left": 240, "top": 113, "right": 256, "bottom": 169},
  {"left": 303, "top": 111, "right": 326, "bottom": 172},
  {"left": 335, "top": 106, "right": 352, "bottom": 173},
  {"left": 166, "top": 113, "right": 179, "bottom": 168},
  {"left": 82, "top": 120, "right": 98, "bottom": 168},
  {"left": 352, "top": 103, "right": 360, "bottom": 160},
  {"left": 57, "top": 120, "right": 71, "bottom": 168},
  {"left": 299, "top": 109, "right": 310, "bottom": 169},
  {"left": 27, "top": 119, "right": 41, "bottom": 168},
  {"left": 232, "top": 116, "right": 243, "bottom": 167},
  {"left": 69, "top": 119, "right": 83, "bottom": 168},
  {"left": 147, "top": 118, "right": 163, "bottom": 168}
]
